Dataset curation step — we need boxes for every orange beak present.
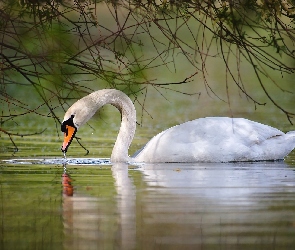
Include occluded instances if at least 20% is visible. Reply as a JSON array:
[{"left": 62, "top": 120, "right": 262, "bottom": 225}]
[{"left": 61, "top": 125, "right": 76, "bottom": 153}]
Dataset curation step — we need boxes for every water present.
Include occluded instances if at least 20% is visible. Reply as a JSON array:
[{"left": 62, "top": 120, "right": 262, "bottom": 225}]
[
  {"left": 1, "top": 85, "right": 295, "bottom": 249},
  {"left": 1, "top": 157, "right": 295, "bottom": 249}
]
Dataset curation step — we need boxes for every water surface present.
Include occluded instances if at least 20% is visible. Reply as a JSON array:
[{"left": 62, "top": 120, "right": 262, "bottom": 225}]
[
  {"left": 1, "top": 83, "right": 295, "bottom": 249},
  {"left": 1, "top": 158, "right": 295, "bottom": 249}
]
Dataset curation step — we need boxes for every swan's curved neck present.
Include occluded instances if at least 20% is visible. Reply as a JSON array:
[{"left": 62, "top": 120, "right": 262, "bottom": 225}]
[{"left": 91, "top": 89, "right": 136, "bottom": 162}]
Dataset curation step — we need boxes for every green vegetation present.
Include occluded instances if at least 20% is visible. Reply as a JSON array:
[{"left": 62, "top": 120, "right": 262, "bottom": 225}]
[{"left": 1, "top": 0, "right": 295, "bottom": 152}]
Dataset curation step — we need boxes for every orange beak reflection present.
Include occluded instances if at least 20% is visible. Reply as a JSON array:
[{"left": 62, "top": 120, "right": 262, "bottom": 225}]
[
  {"left": 62, "top": 173, "right": 73, "bottom": 197},
  {"left": 61, "top": 125, "right": 76, "bottom": 153}
]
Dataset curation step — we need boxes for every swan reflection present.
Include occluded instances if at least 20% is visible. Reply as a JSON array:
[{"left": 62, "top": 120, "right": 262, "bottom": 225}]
[
  {"left": 112, "top": 163, "right": 136, "bottom": 249},
  {"left": 61, "top": 161, "right": 295, "bottom": 249},
  {"left": 139, "top": 161, "right": 295, "bottom": 204},
  {"left": 62, "top": 164, "right": 102, "bottom": 249},
  {"left": 61, "top": 163, "right": 136, "bottom": 249}
]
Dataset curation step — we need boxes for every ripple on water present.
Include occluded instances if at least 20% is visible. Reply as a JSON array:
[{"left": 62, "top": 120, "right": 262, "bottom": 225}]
[{"left": 2, "top": 158, "right": 111, "bottom": 165}]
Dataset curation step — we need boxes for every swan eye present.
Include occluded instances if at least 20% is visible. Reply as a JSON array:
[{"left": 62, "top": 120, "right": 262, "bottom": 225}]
[
  {"left": 61, "top": 115, "right": 76, "bottom": 133},
  {"left": 61, "top": 123, "right": 67, "bottom": 133}
]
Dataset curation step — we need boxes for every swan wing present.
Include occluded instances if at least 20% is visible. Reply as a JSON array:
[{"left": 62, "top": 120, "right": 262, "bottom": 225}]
[{"left": 134, "top": 117, "right": 295, "bottom": 162}]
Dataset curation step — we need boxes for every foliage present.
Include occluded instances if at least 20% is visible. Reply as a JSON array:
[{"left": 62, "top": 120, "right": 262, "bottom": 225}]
[{"left": 1, "top": 0, "right": 295, "bottom": 150}]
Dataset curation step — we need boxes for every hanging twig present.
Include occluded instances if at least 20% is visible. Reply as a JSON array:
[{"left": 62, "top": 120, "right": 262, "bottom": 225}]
[{"left": 0, "top": 127, "right": 46, "bottom": 152}]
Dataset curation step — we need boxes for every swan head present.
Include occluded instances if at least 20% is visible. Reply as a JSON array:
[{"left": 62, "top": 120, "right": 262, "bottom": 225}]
[
  {"left": 61, "top": 96, "right": 100, "bottom": 153},
  {"left": 60, "top": 89, "right": 136, "bottom": 160}
]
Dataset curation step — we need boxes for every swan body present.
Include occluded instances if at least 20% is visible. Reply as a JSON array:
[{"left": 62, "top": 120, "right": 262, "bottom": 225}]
[{"left": 61, "top": 89, "right": 295, "bottom": 163}]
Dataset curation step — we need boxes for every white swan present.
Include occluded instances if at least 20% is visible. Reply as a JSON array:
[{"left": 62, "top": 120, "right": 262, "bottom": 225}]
[{"left": 61, "top": 89, "right": 295, "bottom": 163}]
